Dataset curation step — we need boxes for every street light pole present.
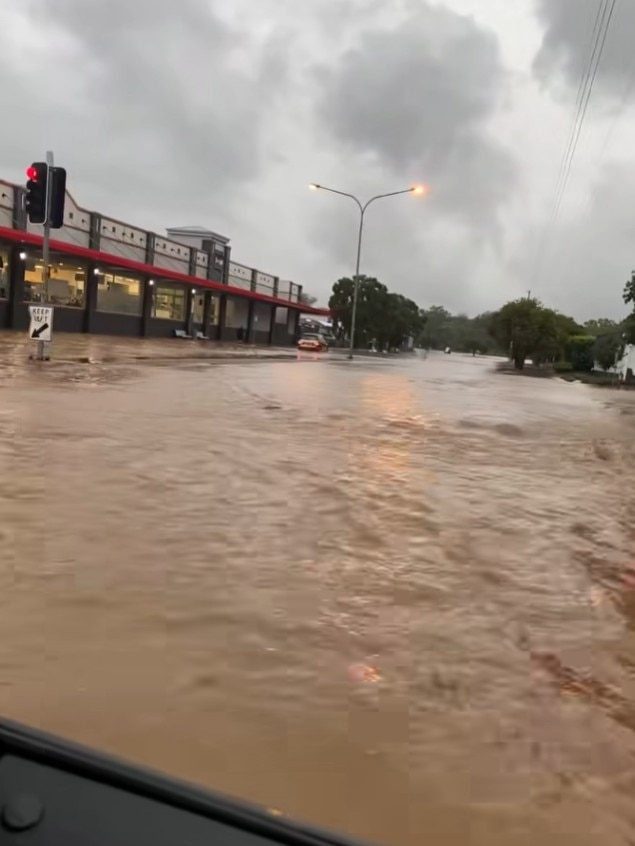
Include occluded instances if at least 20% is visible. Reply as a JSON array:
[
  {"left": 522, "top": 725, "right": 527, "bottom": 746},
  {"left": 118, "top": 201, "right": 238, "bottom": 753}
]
[{"left": 309, "top": 183, "right": 425, "bottom": 359}]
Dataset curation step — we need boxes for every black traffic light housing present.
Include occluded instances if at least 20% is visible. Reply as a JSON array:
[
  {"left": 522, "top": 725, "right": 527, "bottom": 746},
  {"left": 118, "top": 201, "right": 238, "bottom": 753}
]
[
  {"left": 48, "top": 166, "right": 67, "bottom": 229},
  {"left": 25, "top": 162, "right": 48, "bottom": 224},
  {"left": 25, "top": 163, "right": 67, "bottom": 228}
]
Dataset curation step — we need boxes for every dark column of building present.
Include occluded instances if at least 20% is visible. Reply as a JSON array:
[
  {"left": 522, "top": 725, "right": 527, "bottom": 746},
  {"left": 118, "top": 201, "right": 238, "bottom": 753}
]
[
  {"left": 222, "top": 246, "right": 231, "bottom": 285},
  {"left": 89, "top": 213, "right": 102, "bottom": 250},
  {"left": 188, "top": 247, "right": 197, "bottom": 277},
  {"left": 268, "top": 305, "right": 276, "bottom": 346},
  {"left": 7, "top": 246, "right": 25, "bottom": 329},
  {"left": 185, "top": 287, "right": 195, "bottom": 337},
  {"left": 218, "top": 294, "right": 227, "bottom": 341},
  {"left": 250, "top": 269, "right": 258, "bottom": 292},
  {"left": 141, "top": 279, "right": 154, "bottom": 337},
  {"left": 202, "top": 292, "right": 211, "bottom": 338},
  {"left": 290, "top": 309, "right": 300, "bottom": 342},
  {"left": 13, "top": 187, "right": 26, "bottom": 230},
  {"left": 273, "top": 277, "right": 279, "bottom": 297},
  {"left": 145, "top": 233, "right": 156, "bottom": 266},
  {"left": 205, "top": 241, "right": 216, "bottom": 282},
  {"left": 83, "top": 263, "right": 99, "bottom": 333},
  {"left": 246, "top": 299, "right": 255, "bottom": 343}
]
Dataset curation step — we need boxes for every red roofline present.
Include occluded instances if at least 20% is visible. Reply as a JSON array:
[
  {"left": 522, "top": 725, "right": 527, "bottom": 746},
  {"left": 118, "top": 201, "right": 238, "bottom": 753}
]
[{"left": 0, "top": 226, "right": 330, "bottom": 316}]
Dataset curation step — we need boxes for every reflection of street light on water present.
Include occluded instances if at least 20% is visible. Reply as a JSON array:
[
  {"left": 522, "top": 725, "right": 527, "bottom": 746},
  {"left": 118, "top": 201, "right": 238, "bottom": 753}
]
[{"left": 309, "top": 182, "right": 428, "bottom": 359}]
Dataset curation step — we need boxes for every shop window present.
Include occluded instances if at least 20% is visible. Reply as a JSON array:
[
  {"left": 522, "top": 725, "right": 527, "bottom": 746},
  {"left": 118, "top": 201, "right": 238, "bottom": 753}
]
[
  {"left": 225, "top": 297, "right": 249, "bottom": 328},
  {"left": 97, "top": 272, "right": 142, "bottom": 315},
  {"left": 152, "top": 285, "right": 185, "bottom": 321},
  {"left": 0, "top": 250, "right": 9, "bottom": 299},
  {"left": 24, "top": 257, "right": 86, "bottom": 307}
]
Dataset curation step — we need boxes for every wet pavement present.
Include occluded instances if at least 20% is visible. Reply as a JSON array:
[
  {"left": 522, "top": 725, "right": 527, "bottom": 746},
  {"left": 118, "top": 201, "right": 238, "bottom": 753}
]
[{"left": 1, "top": 346, "right": 635, "bottom": 846}]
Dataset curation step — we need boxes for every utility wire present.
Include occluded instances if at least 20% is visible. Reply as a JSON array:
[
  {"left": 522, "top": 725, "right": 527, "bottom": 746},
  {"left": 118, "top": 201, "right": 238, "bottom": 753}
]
[
  {"left": 530, "top": 0, "right": 607, "bottom": 285},
  {"left": 551, "top": 0, "right": 618, "bottom": 226},
  {"left": 531, "top": 0, "right": 619, "bottom": 286}
]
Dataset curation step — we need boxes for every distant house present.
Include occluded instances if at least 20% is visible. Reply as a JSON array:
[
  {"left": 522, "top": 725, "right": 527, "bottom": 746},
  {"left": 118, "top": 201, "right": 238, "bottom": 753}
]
[{"left": 614, "top": 344, "right": 635, "bottom": 383}]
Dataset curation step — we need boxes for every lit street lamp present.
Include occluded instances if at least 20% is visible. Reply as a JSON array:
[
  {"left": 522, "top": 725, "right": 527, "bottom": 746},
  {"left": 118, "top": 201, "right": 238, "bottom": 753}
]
[{"left": 309, "top": 182, "right": 426, "bottom": 359}]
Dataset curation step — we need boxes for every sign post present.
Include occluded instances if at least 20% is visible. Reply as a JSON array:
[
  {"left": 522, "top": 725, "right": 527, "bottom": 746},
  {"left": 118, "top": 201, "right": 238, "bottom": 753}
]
[{"left": 35, "top": 151, "right": 54, "bottom": 361}]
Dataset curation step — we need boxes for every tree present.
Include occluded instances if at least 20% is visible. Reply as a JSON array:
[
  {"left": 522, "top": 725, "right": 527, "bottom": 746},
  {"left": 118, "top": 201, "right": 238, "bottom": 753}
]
[
  {"left": 329, "top": 277, "right": 425, "bottom": 351},
  {"left": 489, "top": 298, "right": 560, "bottom": 370},
  {"left": 566, "top": 335, "right": 596, "bottom": 372},
  {"left": 584, "top": 318, "right": 618, "bottom": 336},
  {"left": 328, "top": 276, "right": 390, "bottom": 347},
  {"left": 623, "top": 274, "right": 635, "bottom": 344},
  {"left": 419, "top": 305, "right": 452, "bottom": 349},
  {"left": 378, "top": 293, "right": 426, "bottom": 349},
  {"left": 329, "top": 277, "right": 355, "bottom": 340},
  {"left": 531, "top": 309, "right": 569, "bottom": 365},
  {"left": 594, "top": 333, "right": 623, "bottom": 372}
]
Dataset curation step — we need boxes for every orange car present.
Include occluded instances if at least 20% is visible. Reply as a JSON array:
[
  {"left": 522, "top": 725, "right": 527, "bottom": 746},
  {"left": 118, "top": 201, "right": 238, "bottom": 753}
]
[{"left": 297, "top": 335, "right": 328, "bottom": 352}]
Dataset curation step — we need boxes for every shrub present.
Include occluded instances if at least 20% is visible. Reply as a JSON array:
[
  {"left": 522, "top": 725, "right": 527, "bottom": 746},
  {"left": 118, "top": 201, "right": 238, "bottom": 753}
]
[{"left": 554, "top": 361, "right": 573, "bottom": 373}]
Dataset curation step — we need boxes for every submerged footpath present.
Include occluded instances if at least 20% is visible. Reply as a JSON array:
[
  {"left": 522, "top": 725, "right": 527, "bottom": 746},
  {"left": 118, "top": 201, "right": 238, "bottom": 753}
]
[{"left": 0, "top": 331, "right": 298, "bottom": 365}]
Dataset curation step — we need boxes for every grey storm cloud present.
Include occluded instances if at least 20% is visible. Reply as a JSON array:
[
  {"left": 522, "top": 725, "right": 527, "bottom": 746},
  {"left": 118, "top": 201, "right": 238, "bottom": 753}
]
[
  {"left": 533, "top": 0, "right": 635, "bottom": 97},
  {"left": 316, "top": 4, "right": 517, "bottom": 233},
  {"left": 0, "top": 0, "right": 291, "bottom": 225}
]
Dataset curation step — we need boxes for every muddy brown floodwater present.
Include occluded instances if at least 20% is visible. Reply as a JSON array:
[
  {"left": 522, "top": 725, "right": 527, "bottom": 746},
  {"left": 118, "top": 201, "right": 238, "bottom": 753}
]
[{"left": 2, "top": 349, "right": 635, "bottom": 846}]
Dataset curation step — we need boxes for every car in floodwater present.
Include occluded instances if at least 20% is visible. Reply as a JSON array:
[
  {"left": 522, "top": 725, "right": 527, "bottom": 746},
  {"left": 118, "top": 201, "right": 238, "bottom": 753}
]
[{"left": 297, "top": 334, "right": 328, "bottom": 352}]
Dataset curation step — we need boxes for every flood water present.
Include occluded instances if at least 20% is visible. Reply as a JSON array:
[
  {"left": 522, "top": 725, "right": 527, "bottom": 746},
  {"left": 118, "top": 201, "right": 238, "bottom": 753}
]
[{"left": 2, "top": 348, "right": 635, "bottom": 845}]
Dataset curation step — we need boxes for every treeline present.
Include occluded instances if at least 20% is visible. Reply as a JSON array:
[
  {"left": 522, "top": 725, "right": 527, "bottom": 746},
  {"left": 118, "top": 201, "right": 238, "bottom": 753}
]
[
  {"left": 417, "top": 306, "right": 500, "bottom": 355},
  {"left": 487, "top": 299, "right": 626, "bottom": 371},
  {"left": 328, "top": 274, "right": 631, "bottom": 369}
]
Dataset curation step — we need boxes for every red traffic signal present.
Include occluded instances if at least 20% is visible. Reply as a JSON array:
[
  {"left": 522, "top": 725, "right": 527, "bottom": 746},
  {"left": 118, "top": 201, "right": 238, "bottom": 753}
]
[{"left": 25, "top": 162, "right": 48, "bottom": 224}]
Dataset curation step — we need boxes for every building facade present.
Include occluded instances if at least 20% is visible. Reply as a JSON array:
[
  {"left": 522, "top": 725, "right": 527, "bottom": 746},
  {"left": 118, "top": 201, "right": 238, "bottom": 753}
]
[{"left": 0, "top": 178, "right": 326, "bottom": 345}]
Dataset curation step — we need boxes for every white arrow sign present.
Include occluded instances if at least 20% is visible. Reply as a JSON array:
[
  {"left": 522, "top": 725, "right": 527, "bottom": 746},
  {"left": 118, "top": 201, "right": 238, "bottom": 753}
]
[{"left": 28, "top": 305, "right": 54, "bottom": 342}]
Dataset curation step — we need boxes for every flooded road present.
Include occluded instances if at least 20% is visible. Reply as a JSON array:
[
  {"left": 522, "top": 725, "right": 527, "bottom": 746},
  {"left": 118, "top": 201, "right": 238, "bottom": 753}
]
[{"left": 1, "top": 348, "right": 635, "bottom": 845}]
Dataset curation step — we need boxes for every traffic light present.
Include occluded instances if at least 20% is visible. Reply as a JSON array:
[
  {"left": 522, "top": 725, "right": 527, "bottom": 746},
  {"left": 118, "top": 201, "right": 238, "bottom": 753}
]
[
  {"left": 48, "top": 167, "right": 67, "bottom": 229},
  {"left": 25, "top": 162, "right": 48, "bottom": 224},
  {"left": 24, "top": 163, "right": 67, "bottom": 228}
]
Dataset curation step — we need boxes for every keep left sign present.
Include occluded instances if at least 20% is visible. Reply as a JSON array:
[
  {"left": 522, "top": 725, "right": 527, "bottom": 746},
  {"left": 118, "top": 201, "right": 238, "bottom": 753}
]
[{"left": 28, "top": 305, "right": 54, "bottom": 342}]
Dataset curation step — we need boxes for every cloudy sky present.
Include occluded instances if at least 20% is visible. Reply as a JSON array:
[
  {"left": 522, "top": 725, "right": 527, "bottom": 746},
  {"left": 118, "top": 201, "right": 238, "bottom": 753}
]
[{"left": 2, "top": 0, "right": 635, "bottom": 320}]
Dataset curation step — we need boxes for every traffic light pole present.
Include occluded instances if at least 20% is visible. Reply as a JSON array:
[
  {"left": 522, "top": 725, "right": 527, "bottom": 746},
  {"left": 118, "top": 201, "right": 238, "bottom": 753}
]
[{"left": 36, "top": 150, "right": 53, "bottom": 362}]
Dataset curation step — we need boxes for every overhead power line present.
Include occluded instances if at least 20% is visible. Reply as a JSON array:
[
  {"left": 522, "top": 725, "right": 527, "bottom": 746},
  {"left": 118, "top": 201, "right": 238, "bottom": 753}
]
[
  {"left": 531, "top": 0, "right": 619, "bottom": 286},
  {"left": 550, "top": 0, "right": 618, "bottom": 225}
]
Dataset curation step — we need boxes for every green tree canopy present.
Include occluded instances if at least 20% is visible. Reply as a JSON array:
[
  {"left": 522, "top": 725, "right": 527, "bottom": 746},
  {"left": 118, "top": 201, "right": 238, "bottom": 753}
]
[
  {"left": 488, "top": 299, "right": 580, "bottom": 370},
  {"left": 328, "top": 277, "right": 424, "bottom": 350},
  {"left": 594, "top": 333, "right": 623, "bottom": 372}
]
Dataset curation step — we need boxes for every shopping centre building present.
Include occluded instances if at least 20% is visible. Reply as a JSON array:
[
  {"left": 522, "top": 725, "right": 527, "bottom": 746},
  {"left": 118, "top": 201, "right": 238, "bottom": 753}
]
[{"left": 0, "top": 177, "right": 326, "bottom": 344}]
